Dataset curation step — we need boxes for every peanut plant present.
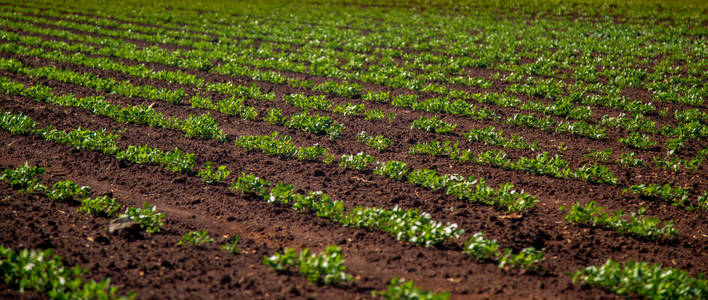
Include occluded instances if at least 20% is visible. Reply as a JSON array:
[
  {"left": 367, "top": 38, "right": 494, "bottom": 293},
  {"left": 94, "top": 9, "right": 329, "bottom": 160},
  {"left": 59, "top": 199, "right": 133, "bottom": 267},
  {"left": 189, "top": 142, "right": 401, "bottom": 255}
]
[
  {"left": 119, "top": 203, "right": 165, "bottom": 234},
  {"left": 197, "top": 162, "right": 232, "bottom": 184},
  {"left": 178, "top": 230, "right": 215, "bottom": 247},
  {"left": 572, "top": 259, "right": 708, "bottom": 299},
  {"left": 373, "top": 278, "right": 450, "bottom": 300},
  {"left": 263, "top": 245, "right": 354, "bottom": 285},
  {"left": 0, "top": 245, "right": 135, "bottom": 299},
  {"left": 562, "top": 201, "right": 676, "bottom": 240}
]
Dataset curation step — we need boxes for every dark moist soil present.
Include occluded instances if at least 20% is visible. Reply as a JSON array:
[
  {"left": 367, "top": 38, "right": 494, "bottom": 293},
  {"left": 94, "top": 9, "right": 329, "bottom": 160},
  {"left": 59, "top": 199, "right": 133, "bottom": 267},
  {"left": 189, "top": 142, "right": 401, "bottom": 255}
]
[
  {"left": 1, "top": 4, "right": 707, "bottom": 300},
  {"left": 2, "top": 72, "right": 707, "bottom": 299}
]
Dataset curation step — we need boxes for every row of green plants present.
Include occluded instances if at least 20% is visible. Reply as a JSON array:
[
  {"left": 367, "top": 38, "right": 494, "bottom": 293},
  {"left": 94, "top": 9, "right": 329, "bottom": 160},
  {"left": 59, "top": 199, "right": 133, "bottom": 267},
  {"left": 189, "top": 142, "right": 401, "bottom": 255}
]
[
  {"left": 229, "top": 172, "right": 545, "bottom": 273},
  {"left": 561, "top": 201, "right": 676, "bottom": 240},
  {"left": 406, "top": 169, "right": 537, "bottom": 213},
  {"left": 234, "top": 131, "right": 335, "bottom": 164},
  {"left": 626, "top": 183, "right": 697, "bottom": 208},
  {"left": 0, "top": 58, "right": 187, "bottom": 104},
  {"left": 1, "top": 24, "right": 696, "bottom": 165},
  {"left": 230, "top": 173, "right": 463, "bottom": 247},
  {"left": 16, "top": 3, "right": 692, "bottom": 127},
  {"left": 463, "top": 232, "right": 545, "bottom": 272},
  {"left": 505, "top": 113, "right": 607, "bottom": 140},
  {"left": 5, "top": 2, "right": 704, "bottom": 133},
  {"left": 0, "top": 162, "right": 166, "bottom": 234},
  {"left": 263, "top": 245, "right": 353, "bottom": 285},
  {"left": 0, "top": 76, "right": 226, "bottom": 141},
  {"left": 264, "top": 245, "right": 452, "bottom": 298},
  {"left": 264, "top": 108, "right": 345, "bottom": 139},
  {"left": 357, "top": 131, "right": 392, "bottom": 151},
  {"left": 0, "top": 245, "right": 135, "bottom": 299},
  {"left": 284, "top": 93, "right": 396, "bottom": 122},
  {"left": 334, "top": 153, "right": 538, "bottom": 212},
  {"left": 462, "top": 126, "right": 539, "bottom": 150},
  {"left": 0, "top": 18, "right": 676, "bottom": 152},
  {"left": 373, "top": 278, "right": 450, "bottom": 300},
  {"left": 409, "top": 141, "right": 618, "bottom": 185},
  {"left": 229, "top": 127, "right": 539, "bottom": 213},
  {"left": 572, "top": 259, "right": 708, "bottom": 299}
]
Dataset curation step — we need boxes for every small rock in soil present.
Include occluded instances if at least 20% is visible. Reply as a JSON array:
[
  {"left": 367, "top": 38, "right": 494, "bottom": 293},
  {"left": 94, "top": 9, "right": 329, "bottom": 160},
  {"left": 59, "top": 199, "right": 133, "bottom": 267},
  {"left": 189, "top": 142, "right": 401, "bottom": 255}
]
[{"left": 108, "top": 218, "right": 142, "bottom": 239}]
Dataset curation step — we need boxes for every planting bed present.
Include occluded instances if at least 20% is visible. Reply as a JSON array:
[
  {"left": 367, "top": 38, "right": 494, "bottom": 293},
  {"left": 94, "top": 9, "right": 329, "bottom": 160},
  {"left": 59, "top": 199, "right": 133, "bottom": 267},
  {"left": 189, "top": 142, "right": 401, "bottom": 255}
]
[{"left": 0, "top": 0, "right": 706, "bottom": 299}]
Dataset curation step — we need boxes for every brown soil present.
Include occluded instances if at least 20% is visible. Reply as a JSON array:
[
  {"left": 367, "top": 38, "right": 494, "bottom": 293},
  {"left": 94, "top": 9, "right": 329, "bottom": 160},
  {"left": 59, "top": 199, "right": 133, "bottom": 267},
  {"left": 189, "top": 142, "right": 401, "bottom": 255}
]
[{"left": 1, "top": 2, "right": 707, "bottom": 300}]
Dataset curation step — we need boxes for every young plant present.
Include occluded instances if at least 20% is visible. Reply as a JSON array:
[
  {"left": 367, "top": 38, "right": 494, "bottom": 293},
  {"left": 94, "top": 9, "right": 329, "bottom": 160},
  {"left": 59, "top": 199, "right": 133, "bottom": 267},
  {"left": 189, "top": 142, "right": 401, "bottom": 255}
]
[
  {"left": 47, "top": 180, "right": 91, "bottom": 202},
  {"left": 284, "top": 94, "right": 331, "bottom": 111},
  {"left": 264, "top": 108, "right": 285, "bottom": 125},
  {"left": 0, "top": 111, "right": 36, "bottom": 135},
  {"left": 617, "top": 152, "right": 645, "bottom": 167},
  {"left": 373, "top": 161, "right": 409, "bottom": 181},
  {"left": 196, "top": 162, "right": 231, "bottom": 184},
  {"left": 575, "top": 164, "right": 618, "bottom": 185},
  {"left": 627, "top": 184, "right": 690, "bottom": 206},
  {"left": 178, "top": 230, "right": 214, "bottom": 247},
  {"left": 498, "top": 247, "right": 544, "bottom": 272},
  {"left": 181, "top": 113, "right": 226, "bottom": 141},
  {"left": 0, "top": 245, "right": 134, "bottom": 299},
  {"left": 78, "top": 195, "right": 121, "bottom": 217},
  {"left": 120, "top": 203, "right": 165, "bottom": 234},
  {"left": 343, "top": 206, "right": 463, "bottom": 247},
  {"left": 0, "top": 162, "right": 46, "bottom": 192},
  {"left": 357, "top": 131, "right": 392, "bottom": 151},
  {"left": 463, "top": 232, "right": 500, "bottom": 260},
  {"left": 696, "top": 192, "right": 708, "bottom": 210},
  {"left": 463, "top": 126, "right": 538, "bottom": 150},
  {"left": 267, "top": 182, "right": 296, "bottom": 205},
  {"left": 333, "top": 103, "right": 364, "bottom": 117},
  {"left": 410, "top": 116, "right": 456, "bottom": 134},
  {"left": 363, "top": 91, "right": 390, "bottom": 103},
  {"left": 229, "top": 173, "right": 271, "bottom": 197},
  {"left": 285, "top": 111, "right": 345, "bottom": 139},
  {"left": 584, "top": 149, "right": 612, "bottom": 162},
  {"left": 572, "top": 259, "right": 708, "bottom": 299},
  {"left": 221, "top": 236, "right": 241, "bottom": 254},
  {"left": 373, "top": 278, "right": 450, "bottom": 300},
  {"left": 298, "top": 246, "right": 354, "bottom": 285},
  {"left": 264, "top": 246, "right": 354, "bottom": 285},
  {"left": 618, "top": 132, "right": 657, "bottom": 150},
  {"left": 563, "top": 201, "right": 676, "bottom": 240},
  {"left": 292, "top": 191, "right": 345, "bottom": 219},
  {"left": 363, "top": 109, "right": 395, "bottom": 122},
  {"left": 339, "top": 152, "right": 375, "bottom": 171},
  {"left": 215, "top": 96, "right": 258, "bottom": 120},
  {"left": 296, "top": 145, "right": 334, "bottom": 164}
]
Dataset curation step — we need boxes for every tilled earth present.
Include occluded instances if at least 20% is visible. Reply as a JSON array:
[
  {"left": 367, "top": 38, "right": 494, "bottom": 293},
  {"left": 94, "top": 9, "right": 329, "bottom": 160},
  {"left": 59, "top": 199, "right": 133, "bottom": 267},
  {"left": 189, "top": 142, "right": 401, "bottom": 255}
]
[{"left": 1, "top": 2, "right": 707, "bottom": 300}]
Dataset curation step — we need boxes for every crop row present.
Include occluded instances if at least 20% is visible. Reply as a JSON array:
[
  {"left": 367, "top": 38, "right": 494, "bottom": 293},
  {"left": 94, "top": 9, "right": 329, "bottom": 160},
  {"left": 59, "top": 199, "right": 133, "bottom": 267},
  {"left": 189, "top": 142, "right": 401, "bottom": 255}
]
[
  {"left": 0, "top": 66, "right": 546, "bottom": 214},
  {"left": 1, "top": 23, "right": 703, "bottom": 164},
  {"left": 1, "top": 38, "right": 702, "bottom": 179},
  {"left": 9, "top": 5, "right": 701, "bottom": 119},
  {"left": 4, "top": 14, "right": 705, "bottom": 152},
  {"left": 3, "top": 62, "right": 704, "bottom": 219},
  {"left": 0, "top": 110, "right": 546, "bottom": 274},
  {"left": 4, "top": 65, "right": 703, "bottom": 218},
  {"left": 9, "top": 2, "right": 705, "bottom": 109}
]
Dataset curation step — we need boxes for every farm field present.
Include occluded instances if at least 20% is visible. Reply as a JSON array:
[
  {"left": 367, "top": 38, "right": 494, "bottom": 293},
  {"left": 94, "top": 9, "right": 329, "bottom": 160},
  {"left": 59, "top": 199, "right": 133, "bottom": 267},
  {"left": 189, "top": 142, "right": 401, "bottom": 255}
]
[{"left": 0, "top": 0, "right": 707, "bottom": 298}]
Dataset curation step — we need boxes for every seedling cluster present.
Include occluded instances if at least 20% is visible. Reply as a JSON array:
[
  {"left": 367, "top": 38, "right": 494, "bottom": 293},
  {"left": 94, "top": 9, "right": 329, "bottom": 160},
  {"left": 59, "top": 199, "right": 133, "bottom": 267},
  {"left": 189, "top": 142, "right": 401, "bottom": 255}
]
[{"left": 264, "top": 245, "right": 354, "bottom": 285}]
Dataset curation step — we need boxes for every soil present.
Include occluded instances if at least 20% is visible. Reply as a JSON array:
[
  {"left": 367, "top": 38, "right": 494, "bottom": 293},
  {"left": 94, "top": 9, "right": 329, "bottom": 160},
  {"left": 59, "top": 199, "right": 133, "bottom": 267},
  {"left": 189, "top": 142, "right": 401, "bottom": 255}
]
[{"left": 1, "top": 2, "right": 707, "bottom": 300}]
